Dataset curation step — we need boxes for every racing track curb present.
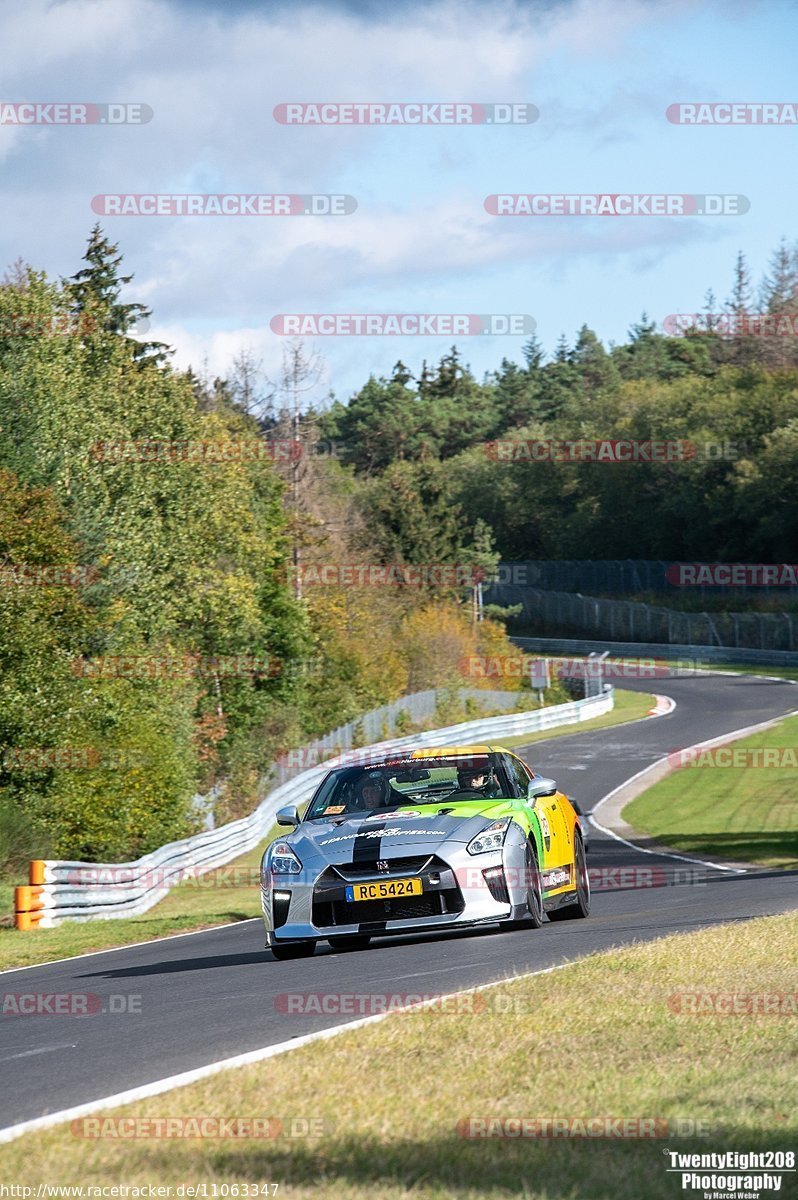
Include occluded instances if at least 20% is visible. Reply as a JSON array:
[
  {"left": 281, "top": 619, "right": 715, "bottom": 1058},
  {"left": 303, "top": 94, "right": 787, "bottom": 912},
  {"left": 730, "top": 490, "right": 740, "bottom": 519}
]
[{"left": 590, "top": 700, "right": 798, "bottom": 873}]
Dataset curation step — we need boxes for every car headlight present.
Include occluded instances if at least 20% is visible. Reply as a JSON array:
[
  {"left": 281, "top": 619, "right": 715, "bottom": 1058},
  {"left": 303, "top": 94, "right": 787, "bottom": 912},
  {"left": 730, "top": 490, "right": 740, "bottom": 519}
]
[
  {"left": 467, "top": 818, "right": 511, "bottom": 856},
  {"left": 268, "top": 841, "right": 303, "bottom": 875}
]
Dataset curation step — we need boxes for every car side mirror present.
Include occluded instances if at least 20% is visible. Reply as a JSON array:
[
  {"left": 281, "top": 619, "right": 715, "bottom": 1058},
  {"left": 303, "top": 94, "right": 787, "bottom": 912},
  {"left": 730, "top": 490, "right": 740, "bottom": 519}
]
[
  {"left": 527, "top": 777, "right": 557, "bottom": 802},
  {"left": 276, "top": 804, "right": 299, "bottom": 827}
]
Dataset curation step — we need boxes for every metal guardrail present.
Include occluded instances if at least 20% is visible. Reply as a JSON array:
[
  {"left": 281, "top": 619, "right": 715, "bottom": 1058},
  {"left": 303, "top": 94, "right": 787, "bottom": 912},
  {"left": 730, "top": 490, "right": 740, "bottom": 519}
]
[
  {"left": 267, "top": 686, "right": 539, "bottom": 790},
  {"left": 500, "top": 560, "right": 798, "bottom": 597},
  {"left": 14, "top": 687, "right": 614, "bottom": 928},
  {"left": 486, "top": 583, "right": 798, "bottom": 652},
  {"left": 512, "top": 635, "right": 798, "bottom": 669}
]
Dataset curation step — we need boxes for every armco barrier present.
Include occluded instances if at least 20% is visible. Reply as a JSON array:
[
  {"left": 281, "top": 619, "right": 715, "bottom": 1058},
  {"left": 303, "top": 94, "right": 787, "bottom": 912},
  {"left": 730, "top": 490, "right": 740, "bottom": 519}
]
[
  {"left": 511, "top": 635, "right": 798, "bottom": 670},
  {"left": 487, "top": 583, "right": 798, "bottom": 652},
  {"left": 14, "top": 687, "right": 613, "bottom": 929}
]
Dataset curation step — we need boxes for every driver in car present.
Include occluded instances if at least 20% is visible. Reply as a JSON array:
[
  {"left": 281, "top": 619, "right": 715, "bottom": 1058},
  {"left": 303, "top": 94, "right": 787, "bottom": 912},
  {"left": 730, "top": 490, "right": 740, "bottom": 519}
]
[
  {"left": 455, "top": 765, "right": 500, "bottom": 797},
  {"left": 353, "top": 771, "right": 392, "bottom": 810}
]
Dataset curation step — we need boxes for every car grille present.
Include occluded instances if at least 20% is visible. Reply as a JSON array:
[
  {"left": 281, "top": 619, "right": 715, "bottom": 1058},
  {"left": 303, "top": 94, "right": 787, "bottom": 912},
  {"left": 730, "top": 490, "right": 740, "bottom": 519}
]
[
  {"left": 311, "top": 856, "right": 464, "bottom": 929},
  {"left": 331, "top": 856, "right": 430, "bottom": 880}
]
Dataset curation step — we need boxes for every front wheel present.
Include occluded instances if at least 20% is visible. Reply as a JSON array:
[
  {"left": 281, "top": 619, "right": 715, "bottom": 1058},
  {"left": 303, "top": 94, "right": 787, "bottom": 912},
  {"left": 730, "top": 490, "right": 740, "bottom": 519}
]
[
  {"left": 548, "top": 833, "right": 590, "bottom": 920},
  {"left": 503, "top": 839, "right": 544, "bottom": 930},
  {"left": 270, "top": 940, "right": 317, "bottom": 960},
  {"left": 328, "top": 935, "right": 372, "bottom": 951}
]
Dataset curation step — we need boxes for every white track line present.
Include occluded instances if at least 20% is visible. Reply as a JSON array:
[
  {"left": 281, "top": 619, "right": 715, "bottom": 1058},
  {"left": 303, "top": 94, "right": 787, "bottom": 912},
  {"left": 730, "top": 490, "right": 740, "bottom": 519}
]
[
  {"left": 589, "top": 706, "right": 798, "bottom": 873},
  {"left": 0, "top": 963, "right": 575, "bottom": 1144}
]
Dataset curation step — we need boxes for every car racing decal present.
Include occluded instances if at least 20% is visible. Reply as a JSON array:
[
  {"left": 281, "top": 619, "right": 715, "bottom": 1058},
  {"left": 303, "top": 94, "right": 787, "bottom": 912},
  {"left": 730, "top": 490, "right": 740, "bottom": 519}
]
[
  {"left": 542, "top": 864, "right": 572, "bottom": 891},
  {"left": 320, "top": 827, "right": 443, "bottom": 846},
  {"left": 538, "top": 811, "right": 551, "bottom": 853}
]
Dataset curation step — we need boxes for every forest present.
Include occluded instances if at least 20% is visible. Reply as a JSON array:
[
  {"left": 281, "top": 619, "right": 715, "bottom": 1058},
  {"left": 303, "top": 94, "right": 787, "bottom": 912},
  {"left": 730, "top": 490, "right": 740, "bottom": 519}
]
[{"left": 2, "top": 228, "right": 796, "bottom": 866}]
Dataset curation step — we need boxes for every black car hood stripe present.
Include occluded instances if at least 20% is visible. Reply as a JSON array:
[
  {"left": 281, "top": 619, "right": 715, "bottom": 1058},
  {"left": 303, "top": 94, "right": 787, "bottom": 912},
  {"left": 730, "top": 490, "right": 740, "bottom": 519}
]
[{"left": 352, "top": 816, "right": 387, "bottom": 934}]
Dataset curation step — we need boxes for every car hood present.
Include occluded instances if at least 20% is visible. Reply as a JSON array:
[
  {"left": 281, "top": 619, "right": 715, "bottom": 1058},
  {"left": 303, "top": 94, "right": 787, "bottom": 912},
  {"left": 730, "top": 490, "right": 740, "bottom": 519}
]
[{"left": 292, "top": 800, "right": 515, "bottom": 859}]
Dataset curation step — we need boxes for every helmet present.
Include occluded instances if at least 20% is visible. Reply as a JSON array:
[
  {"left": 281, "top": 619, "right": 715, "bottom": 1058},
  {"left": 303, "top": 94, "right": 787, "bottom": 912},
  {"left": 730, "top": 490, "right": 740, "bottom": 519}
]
[
  {"left": 457, "top": 765, "right": 488, "bottom": 792},
  {"left": 355, "top": 771, "right": 390, "bottom": 808}
]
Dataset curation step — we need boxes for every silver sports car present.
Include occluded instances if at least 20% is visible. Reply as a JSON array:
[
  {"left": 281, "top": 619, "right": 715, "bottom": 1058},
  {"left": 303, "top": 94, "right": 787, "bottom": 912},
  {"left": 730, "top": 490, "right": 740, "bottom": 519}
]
[{"left": 260, "top": 745, "right": 589, "bottom": 958}]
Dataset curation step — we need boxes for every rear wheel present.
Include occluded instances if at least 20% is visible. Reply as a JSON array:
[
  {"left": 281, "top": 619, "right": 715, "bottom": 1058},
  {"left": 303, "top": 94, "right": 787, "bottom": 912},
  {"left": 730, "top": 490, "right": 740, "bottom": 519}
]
[
  {"left": 548, "top": 833, "right": 590, "bottom": 920},
  {"left": 270, "top": 940, "right": 317, "bottom": 960},
  {"left": 328, "top": 935, "right": 372, "bottom": 951}
]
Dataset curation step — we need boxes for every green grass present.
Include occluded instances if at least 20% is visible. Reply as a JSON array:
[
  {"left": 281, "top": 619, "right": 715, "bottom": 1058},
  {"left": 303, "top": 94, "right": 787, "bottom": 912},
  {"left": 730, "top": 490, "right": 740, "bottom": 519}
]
[
  {"left": 2, "top": 911, "right": 796, "bottom": 1198},
  {"left": 707, "top": 662, "right": 798, "bottom": 681},
  {"left": 499, "top": 686, "right": 656, "bottom": 748},
  {"left": 0, "top": 835, "right": 275, "bottom": 971},
  {"left": 622, "top": 713, "right": 798, "bottom": 867}
]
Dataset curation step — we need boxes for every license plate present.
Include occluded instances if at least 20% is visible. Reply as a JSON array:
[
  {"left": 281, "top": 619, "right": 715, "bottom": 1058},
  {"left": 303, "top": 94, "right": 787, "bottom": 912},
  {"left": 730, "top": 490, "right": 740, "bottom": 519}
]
[{"left": 345, "top": 877, "right": 423, "bottom": 902}]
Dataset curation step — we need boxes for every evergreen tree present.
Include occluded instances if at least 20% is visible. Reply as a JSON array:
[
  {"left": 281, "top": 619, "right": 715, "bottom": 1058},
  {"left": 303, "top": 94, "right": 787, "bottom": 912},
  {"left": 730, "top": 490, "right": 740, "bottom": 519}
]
[
  {"left": 66, "top": 224, "right": 168, "bottom": 364},
  {"left": 391, "top": 360, "right": 413, "bottom": 387},
  {"left": 522, "top": 333, "right": 544, "bottom": 371},
  {"left": 761, "top": 238, "right": 798, "bottom": 312},
  {"left": 727, "top": 250, "right": 753, "bottom": 317},
  {"left": 493, "top": 357, "right": 542, "bottom": 430}
]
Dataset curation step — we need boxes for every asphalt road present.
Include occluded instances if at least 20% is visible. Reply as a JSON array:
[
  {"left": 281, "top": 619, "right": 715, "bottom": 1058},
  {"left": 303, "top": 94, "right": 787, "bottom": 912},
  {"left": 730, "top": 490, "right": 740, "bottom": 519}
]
[{"left": 2, "top": 673, "right": 797, "bottom": 1132}]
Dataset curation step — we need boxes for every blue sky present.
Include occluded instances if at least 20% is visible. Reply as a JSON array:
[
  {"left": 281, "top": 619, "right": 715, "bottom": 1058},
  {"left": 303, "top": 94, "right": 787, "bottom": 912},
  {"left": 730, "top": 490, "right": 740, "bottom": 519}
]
[{"left": 0, "top": 0, "right": 796, "bottom": 401}]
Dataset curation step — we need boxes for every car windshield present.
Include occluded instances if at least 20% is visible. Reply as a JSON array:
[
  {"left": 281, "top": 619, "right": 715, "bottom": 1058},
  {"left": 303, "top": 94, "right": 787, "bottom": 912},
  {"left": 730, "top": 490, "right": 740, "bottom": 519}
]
[{"left": 304, "top": 753, "right": 510, "bottom": 820}]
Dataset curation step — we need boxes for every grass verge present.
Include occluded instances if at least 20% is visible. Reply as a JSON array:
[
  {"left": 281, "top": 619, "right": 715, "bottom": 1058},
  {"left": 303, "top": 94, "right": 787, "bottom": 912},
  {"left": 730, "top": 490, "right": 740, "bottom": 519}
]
[
  {"left": 622, "top": 713, "right": 798, "bottom": 867},
  {"left": 1, "top": 911, "right": 796, "bottom": 1198},
  {"left": 499, "top": 686, "right": 656, "bottom": 748},
  {"left": 704, "top": 663, "right": 798, "bottom": 682}
]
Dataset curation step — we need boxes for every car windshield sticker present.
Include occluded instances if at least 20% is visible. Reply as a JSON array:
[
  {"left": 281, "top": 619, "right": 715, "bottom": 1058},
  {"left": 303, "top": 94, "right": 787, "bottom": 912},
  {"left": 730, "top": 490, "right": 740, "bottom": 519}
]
[
  {"left": 371, "top": 809, "right": 421, "bottom": 818},
  {"left": 323, "top": 805, "right": 346, "bottom": 815}
]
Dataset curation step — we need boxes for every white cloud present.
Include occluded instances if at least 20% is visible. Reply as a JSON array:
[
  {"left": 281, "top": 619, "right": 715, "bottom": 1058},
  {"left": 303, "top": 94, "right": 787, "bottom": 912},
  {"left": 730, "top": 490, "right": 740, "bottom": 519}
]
[{"left": 0, "top": 0, "right": 781, "bottom": 391}]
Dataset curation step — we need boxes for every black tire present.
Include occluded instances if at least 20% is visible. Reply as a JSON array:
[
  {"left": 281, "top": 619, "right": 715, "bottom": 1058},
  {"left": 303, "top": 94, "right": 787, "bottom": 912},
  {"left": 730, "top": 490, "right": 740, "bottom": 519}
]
[
  {"left": 503, "top": 839, "right": 544, "bottom": 930},
  {"left": 328, "top": 935, "right": 372, "bottom": 951},
  {"left": 548, "top": 832, "right": 590, "bottom": 921},
  {"left": 270, "top": 940, "right": 317, "bottom": 960},
  {"left": 524, "top": 839, "right": 545, "bottom": 928}
]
